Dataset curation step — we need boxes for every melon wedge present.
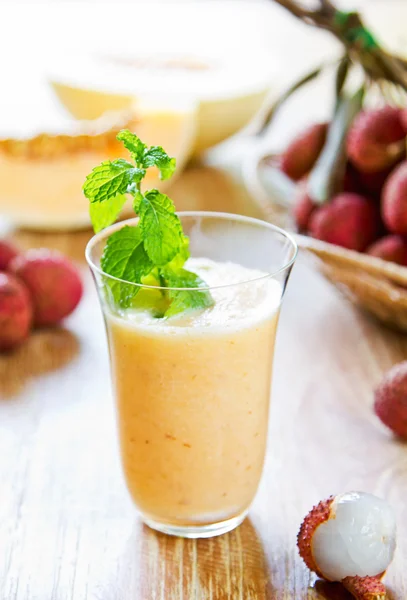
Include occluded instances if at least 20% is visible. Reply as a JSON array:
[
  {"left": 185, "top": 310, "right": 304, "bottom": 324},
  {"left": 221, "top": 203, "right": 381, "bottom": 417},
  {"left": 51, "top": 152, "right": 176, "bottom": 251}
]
[
  {"left": 49, "top": 51, "right": 271, "bottom": 155},
  {"left": 0, "top": 103, "right": 196, "bottom": 231}
]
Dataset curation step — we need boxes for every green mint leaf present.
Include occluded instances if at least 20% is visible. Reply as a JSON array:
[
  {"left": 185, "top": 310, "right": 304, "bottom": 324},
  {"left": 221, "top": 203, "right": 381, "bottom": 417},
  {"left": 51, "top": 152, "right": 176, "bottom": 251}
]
[
  {"left": 116, "top": 130, "right": 147, "bottom": 163},
  {"left": 101, "top": 225, "right": 153, "bottom": 307},
  {"left": 162, "top": 267, "right": 214, "bottom": 318},
  {"left": 166, "top": 235, "right": 190, "bottom": 270},
  {"left": 139, "top": 189, "right": 183, "bottom": 265},
  {"left": 89, "top": 194, "right": 128, "bottom": 233},
  {"left": 84, "top": 131, "right": 215, "bottom": 319},
  {"left": 142, "top": 146, "right": 176, "bottom": 180},
  {"left": 83, "top": 159, "right": 144, "bottom": 203},
  {"left": 132, "top": 191, "right": 143, "bottom": 213}
]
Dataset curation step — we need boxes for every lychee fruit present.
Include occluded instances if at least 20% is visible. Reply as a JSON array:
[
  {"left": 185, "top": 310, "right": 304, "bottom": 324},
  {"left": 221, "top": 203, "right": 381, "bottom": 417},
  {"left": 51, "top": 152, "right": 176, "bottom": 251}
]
[
  {"left": 11, "top": 250, "right": 83, "bottom": 327},
  {"left": 280, "top": 122, "right": 328, "bottom": 181},
  {"left": 343, "top": 163, "right": 362, "bottom": 194},
  {"left": 382, "top": 161, "right": 407, "bottom": 235},
  {"left": 293, "top": 181, "right": 316, "bottom": 231},
  {"left": 0, "top": 272, "right": 33, "bottom": 351},
  {"left": 356, "top": 166, "right": 395, "bottom": 198},
  {"left": 0, "top": 240, "right": 19, "bottom": 271},
  {"left": 298, "top": 492, "right": 396, "bottom": 599},
  {"left": 308, "top": 193, "right": 378, "bottom": 251},
  {"left": 366, "top": 235, "right": 407, "bottom": 266},
  {"left": 347, "top": 107, "right": 405, "bottom": 173},
  {"left": 400, "top": 109, "right": 407, "bottom": 134},
  {"left": 374, "top": 361, "right": 407, "bottom": 438}
]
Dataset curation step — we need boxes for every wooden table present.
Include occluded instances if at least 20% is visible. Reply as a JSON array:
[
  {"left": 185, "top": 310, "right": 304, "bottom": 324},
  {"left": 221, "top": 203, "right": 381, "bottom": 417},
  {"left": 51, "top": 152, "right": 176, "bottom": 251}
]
[{"left": 1, "top": 158, "right": 407, "bottom": 599}]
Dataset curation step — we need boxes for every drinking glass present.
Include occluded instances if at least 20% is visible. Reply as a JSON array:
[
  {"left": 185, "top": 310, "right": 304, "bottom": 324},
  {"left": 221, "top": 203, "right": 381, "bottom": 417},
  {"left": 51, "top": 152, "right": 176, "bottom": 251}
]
[{"left": 86, "top": 212, "right": 297, "bottom": 538}]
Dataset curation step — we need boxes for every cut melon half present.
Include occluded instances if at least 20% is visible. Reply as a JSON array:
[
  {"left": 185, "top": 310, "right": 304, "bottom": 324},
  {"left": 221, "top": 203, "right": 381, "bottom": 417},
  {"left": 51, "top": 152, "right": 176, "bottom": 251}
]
[
  {"left": 0, "top": 102, "right": 196, "bottom": 231},
  {"left": 49, "top": 50, "right": 272, "bottom": 155}
]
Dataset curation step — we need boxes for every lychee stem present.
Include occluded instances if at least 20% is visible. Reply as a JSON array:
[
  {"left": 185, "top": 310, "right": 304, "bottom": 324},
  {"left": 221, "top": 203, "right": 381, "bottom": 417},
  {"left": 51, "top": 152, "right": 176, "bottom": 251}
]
[{"left": 342, "top": 575, "right": 386, "bottom": 600}]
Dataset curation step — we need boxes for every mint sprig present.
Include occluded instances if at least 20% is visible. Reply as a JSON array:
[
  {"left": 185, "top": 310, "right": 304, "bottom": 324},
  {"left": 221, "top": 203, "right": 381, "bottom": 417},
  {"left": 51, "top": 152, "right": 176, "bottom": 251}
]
[
  {"left": 139, "top": 190, "right": 184, "bottom": 265},
  {"left": 83, "top": 130, "right": 214, "bottom": 316},
  {"left": 83, "top": 159, "right": 145, "bottom": 203},
  {"left": 162, "top": 268, "right": 214, "bottom": 318},
  {"left": 89, "top": 193, "right": 127, "bottom": 234}
]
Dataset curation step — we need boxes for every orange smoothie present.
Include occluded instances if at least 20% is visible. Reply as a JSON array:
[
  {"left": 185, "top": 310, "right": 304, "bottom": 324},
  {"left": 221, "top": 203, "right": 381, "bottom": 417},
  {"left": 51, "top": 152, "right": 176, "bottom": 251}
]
[{"left": 105, "top": 259, "right": 281, "bottom": 527}]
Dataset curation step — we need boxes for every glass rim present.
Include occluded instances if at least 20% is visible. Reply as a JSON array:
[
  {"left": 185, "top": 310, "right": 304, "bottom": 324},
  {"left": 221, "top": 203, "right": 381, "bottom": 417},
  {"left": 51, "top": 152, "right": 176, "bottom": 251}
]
[{"left": 85, "top": 211, "right": 298, "bottom": 292}]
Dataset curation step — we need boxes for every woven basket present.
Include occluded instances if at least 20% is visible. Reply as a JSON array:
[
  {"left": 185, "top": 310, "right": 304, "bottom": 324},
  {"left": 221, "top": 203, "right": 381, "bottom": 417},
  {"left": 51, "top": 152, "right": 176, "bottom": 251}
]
[
  {"left": 244, "top": 154, "right": 407, "bottom": 333},
  {"left": 296, "top": 235, "right": 407, "bottom": 332}
]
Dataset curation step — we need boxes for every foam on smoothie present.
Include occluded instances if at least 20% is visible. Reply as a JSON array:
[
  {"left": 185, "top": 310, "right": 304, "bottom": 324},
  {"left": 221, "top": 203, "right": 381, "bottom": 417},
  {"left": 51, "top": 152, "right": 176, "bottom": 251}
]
[{"left": 113, "top": 258, "right": 282, "bottom": 332}]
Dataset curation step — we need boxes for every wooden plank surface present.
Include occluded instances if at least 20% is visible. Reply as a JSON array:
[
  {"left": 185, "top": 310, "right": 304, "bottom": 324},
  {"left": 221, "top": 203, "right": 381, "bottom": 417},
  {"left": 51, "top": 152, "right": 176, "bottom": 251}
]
[{"left": 1, "top": 159, "right": 407, "bottom": 600}]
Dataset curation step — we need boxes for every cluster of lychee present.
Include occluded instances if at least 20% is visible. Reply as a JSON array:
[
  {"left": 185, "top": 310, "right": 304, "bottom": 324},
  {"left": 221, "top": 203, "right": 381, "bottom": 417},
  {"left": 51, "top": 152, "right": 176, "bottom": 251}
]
[
  {"left": 282, "top": 106, "right": 407, "bottom": 265},
  {"left": 0, "top": 240, "right": 83, "bottom": 351}
]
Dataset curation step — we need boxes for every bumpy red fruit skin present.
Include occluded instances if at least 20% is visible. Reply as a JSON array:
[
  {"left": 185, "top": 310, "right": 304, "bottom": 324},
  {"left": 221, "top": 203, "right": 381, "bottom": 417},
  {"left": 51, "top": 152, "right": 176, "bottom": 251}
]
[
  {"left": 382, "top": 162, "right": 407, "bottom": 235},
  {"left": 297, "top": 496, "right": 334, "bottom": 579},
  {"left": 347, "top": 107, "right": 405, "bottom": 173},
  {"left": 0, "top": 272, "right": 33, "bottom": 351},
  {"left": 357, "top": 166, "right": 395, "bottom": 198},
  {"left": 374, "top": 361, "right": 407, "bottom": 438},
  {"left": 280, "top": 122, "right": 328, "bottom": 181},
  {"left": 401, "top": 110, "right": 407, "bottom": 134},
  {"left": 343, "top": 164, "right": 362, "bottom": 194},
  {"left": 366, "top": 235, "right": 407, "bottom": 266},
  {"left": 11, "top": 250, "right": 83, "bottom": 327},
  {"left": 293, "top": 182, "right": 315, "bottom": 231},
  {"left": 0, "top": 240, "right": 19, "bottom": 271},
  {"left": 342, "top": 575, "right": 386, "bottom": 600},
  {"left": 309, "top": 193, "right": 378, "bottom": 252}
]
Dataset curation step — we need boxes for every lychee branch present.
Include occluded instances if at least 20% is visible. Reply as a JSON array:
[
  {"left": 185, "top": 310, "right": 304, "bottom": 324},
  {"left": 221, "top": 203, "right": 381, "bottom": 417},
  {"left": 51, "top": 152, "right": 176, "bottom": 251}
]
[{"left": 270, "top": 0, "right": 407, "bottom": 91}]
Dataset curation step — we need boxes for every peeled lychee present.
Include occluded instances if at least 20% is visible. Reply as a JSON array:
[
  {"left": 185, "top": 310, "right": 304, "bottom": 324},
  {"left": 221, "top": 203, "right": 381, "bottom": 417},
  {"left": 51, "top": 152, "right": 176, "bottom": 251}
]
[
  {"left": 298, "top": 492, "right": 396, "bottom": 599},
  {"left": 0, "top": 240, "right": 19, "bottom": 271},
  {"left": 347, "top": 107, "right": 405, "bottom": 173},
  {"left": 280, "top": 122, "right": 328, "bottom": 181},
  {"left": 0, "top": 272, "right": 33, "bottom": 351},
  {"left": 382, "top": 161, "right": 407, "bottom": 235},
  {"left": 366, "top": 235, "right": 407, "bottom": 266},
  {"left": 293, "top": 181, "right": 315, "bottom": 231},
  {"left": 374, "top": 361, "right": 407, "bottom": 438},
  {"left": 309, "top": 193, "right": 378, "bottom": 251},
  {"left": 11, "top": 250, "right": 83, "bottom": 327}
]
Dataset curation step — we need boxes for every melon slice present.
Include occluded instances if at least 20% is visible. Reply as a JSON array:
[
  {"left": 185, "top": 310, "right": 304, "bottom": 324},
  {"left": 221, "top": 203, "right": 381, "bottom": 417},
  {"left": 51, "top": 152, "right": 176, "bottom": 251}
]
[
  {"left": 49, "top": 51, "right": 271, "bottom": 155},
  {"left": 0, "top": 102, "right": 196, "bottom": 231}
]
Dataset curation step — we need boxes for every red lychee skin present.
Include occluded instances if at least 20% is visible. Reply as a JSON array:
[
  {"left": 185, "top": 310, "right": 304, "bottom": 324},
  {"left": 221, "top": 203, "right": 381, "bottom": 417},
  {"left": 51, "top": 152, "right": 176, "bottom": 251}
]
[
  {"left": 347, "top": 107, "right": 405, "bottom": 173},
  {"left": 280, "top": 122, "right": 328, "bottom": 181},
  {"left": 357, "top": 166, "right": 395, "bottom": 198},
  {"left": 309, "top": 193, "right": 378, "bottom": 252},
  {"left": 366, "top": 235, "right": 407, "bottom": 266},
  {"left": 343, "top": 164, "right": 362, "bottom": 194},
  {"left": 0, "top": 240, "right": 19, "bottom": 271},
  {"left": 293, "top": 182, "right": 316, "bottom": 231},
  {"left": 374, "top": 361, "right": 407, "bottom": 438},
  {"left": 382, "top": 161, "right": 407, "bottom": 235},
  {"left": 401, "top": 109, "right": 407, "bottom": 134},
  {"left": 342, "top": 575, "right": 386, "bottom": 600},
  {"left": 0, "top": 272, "right": 33, "bottom": 351},
  {"left": 11, "top": 250, "right": 83, "bottom": 327},
  {"left": 297, "top": 496, "right": 334, "bottom": 579}
]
